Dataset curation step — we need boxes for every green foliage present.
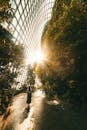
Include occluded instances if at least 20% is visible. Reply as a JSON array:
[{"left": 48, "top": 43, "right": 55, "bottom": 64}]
[
  {"left": 0, "top": 1, "right": 24, "bottom": 114},
  {"left": 38, "top": 0, "right": 87, "bottom": 108},
  {"left": 0, "top": 25, "right": 24, "bottom": 114},
  {"left": 0, "top": 0, "right": 13, "bottom": 23},
  {"left": 0, "top": 26, "right": 24, "bottom": 66},
  {"left": 0, "top": 25, "right": 24, "bottom": 88}
]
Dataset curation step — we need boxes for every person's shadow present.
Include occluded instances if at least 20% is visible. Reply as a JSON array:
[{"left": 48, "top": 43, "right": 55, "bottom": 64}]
[{"left": 19, "top": 105, "right": 30, "bottom": 124}]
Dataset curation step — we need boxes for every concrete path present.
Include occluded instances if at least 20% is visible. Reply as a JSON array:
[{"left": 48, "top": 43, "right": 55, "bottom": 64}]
[{"left": 0, "top": 90, "right": 87, "bottom": 130}]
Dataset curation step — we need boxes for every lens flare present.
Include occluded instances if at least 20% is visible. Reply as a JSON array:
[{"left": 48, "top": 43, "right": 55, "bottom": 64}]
[{"left": 25, "top": 49, "right": 45, "bottom": 65}]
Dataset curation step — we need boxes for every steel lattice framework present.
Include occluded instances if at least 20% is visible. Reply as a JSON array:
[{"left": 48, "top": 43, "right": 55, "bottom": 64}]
[
  {"left": 10, "top": 0, "right": 55, "bottom": 59},
  {"left": 9, "top": 0, "right": 55, "bottom": 87}
]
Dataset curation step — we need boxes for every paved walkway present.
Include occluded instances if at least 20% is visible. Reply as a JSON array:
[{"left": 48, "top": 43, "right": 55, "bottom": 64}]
[
  {"left": 0, "top": 90, "right": 45, "bottom": 130},
  {"left": 0, "top": 90, "right": 87, "bottom": 130}
]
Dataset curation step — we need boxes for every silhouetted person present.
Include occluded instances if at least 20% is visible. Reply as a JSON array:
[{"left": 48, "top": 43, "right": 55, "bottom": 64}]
[{"left": 26, "top": 86, "right": 31, "bottom": 104}]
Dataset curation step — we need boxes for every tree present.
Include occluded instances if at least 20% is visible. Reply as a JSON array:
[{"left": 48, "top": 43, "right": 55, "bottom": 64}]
[
  {"left": 0, "top": 1, "right": 24, "bottom": 114},
  {"left": 0, "top": 0, "right": 13, "bottom": 23},
  {"left": 37, "top": 0, "right": 87, "bottom": 108},
  {"left": 0, "top": 25, "right": 24, "bottom": 114}
]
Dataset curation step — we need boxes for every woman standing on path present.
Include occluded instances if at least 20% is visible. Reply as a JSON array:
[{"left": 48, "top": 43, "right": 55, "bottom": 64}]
[{"left": 26, "top": 85, "right": 31, "bottom": 104}]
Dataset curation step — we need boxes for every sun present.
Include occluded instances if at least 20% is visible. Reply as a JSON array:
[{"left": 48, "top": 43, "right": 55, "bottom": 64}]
[
  {"left": 34, "top": 50, "right": 44, "bottom": 63},
  {"left": 25, "top": 49, "right": 45, "bottom": 65}
]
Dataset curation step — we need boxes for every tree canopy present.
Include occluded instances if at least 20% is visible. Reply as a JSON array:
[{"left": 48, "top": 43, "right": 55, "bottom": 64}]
[
  {"left": 37, "top": 0, "right": 87, "bottom": 107},
  {"left": 0, "top": 0, "right": 12, "bottom": 23},
  {"left": 0, "top": 0, "right": 24, "bottom": 114}
]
